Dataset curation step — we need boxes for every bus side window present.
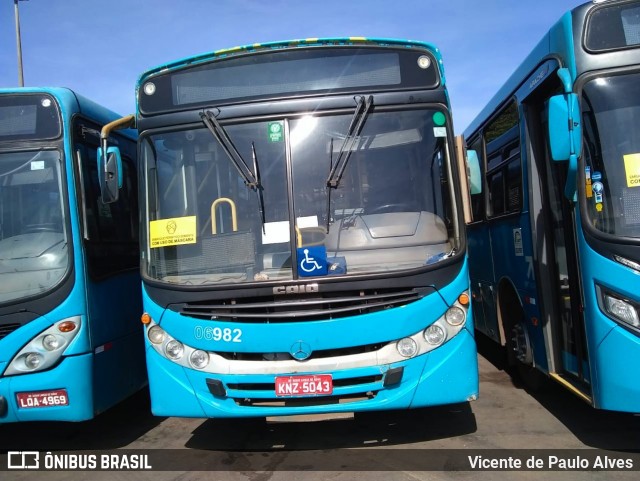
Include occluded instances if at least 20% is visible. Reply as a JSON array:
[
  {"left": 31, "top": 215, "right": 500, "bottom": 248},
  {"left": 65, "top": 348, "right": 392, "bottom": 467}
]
[{"left": 484, "top": 101, "right": 522, "bottom": 218}]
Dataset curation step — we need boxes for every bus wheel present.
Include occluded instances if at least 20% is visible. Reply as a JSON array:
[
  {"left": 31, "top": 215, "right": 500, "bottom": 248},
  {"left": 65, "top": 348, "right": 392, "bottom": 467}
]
[
  {"left": 508, "top": 320, "right": 545, "bottom": 390},
  {"left": 510, "top": 320, "right": 532, "bottom": 366}
]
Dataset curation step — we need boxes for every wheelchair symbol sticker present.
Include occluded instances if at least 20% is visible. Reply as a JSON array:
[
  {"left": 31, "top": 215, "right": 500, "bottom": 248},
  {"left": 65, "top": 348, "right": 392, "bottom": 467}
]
[{"left": 297, "top": 246, "right": 328, "bottom": 277}]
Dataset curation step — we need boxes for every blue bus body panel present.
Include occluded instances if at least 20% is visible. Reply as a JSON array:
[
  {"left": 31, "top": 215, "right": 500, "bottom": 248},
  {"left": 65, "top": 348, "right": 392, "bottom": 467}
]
[
  {"left": 144, "top": 261, "right": 478, "bottom": 417},
  {"left": 0, "top": 355, "right": 94, "bottom": 422},
  {"left": 147, "top": 329, "right": 477, "bottom": 418},
  {"left": 576, "top": 222, "right": 640, "bottom": 411},
  {"left": 152, "top": 261, "right": 468, "bottom": 352},
  {"left": 466, "top": 223, "right": 494, "bottom": 336}
]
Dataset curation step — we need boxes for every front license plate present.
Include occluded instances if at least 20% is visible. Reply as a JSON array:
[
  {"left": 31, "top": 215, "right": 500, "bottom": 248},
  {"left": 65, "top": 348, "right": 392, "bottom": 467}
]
[
  {"left": 16, "top": 390, "right": 69, "bottom": 409},
  {"left": 275, "top": 374, "right": 333, "bottom": 397}
]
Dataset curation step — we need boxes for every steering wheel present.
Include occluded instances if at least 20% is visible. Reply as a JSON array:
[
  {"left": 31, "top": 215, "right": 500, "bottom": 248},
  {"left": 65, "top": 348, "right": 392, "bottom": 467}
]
[{"left": 367, "top": 203, "right": 414, "bottom": 214}]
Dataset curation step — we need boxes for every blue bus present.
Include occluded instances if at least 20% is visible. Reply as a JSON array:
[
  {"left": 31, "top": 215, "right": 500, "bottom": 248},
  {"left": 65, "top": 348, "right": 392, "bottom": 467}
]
[
  {"left": 463, "top": 0, "right": 640, "bottom": 412},
  {"left": 0, "top": 88, "right": 145, "bottom": 423},
  {"left": 100, "top": 38, "right": 478, "bottom": 418}
]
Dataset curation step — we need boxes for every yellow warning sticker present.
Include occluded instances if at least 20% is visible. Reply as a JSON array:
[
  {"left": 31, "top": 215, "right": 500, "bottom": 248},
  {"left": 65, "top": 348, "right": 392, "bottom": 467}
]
[
  {"left": 623, "top": 153, "right": 640, "bottom": 187},
  {"left": 149, "top": 216, "right": 197, "bottom": 248}
]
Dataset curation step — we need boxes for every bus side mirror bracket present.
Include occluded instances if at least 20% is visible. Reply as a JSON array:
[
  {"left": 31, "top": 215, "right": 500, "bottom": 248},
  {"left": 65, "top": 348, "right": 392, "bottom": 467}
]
[
  {"left": 97, "top": 114, "right": 135, "bottom": 204},
  {"left": 466, "top": 149, "right": 482, "bottom": 195}
]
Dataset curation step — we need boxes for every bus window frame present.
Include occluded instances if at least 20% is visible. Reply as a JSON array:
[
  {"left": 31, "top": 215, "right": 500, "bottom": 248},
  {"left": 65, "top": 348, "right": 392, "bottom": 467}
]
[{"left": 482, "top": 99, "right": 523, "bottom": 221}]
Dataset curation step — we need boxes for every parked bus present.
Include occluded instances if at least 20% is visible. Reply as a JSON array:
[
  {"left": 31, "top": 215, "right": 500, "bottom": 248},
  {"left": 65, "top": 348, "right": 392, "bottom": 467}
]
[
  {"left": 0, "top": 88, "right": 144, "bottom": 423},
  {"left": 100, "top": 38, "right": 477, "bottom": 418},
  {"left": 463, "top": 0, "right": 640, "bottom": 412}
]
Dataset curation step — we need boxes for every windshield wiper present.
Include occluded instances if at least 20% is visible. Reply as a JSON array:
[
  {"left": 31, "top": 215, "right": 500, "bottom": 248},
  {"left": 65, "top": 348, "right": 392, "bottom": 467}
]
[
  {"left": 251, "top": 141, "right": 266, "bottom": 234},
  {"left": 326, "top": 95, "right": 373, "bottom": 188},
  {"left": 200, "top": 110, "right": 260, "bottom": 188},
  {"left": 325, "top": 95, "right": 373, "bottom": 232},
  {"left": 200, "top": 109, "right": 265, "bottom": 233}
]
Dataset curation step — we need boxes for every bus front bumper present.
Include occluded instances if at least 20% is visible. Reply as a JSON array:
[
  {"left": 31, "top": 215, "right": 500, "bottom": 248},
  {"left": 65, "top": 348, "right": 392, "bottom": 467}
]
[
  {"left": 0, "top": 354, "right": 94, "bottom": 424},
  {"left": 146, "top": 328, "right": 478, "bottom": 418}
]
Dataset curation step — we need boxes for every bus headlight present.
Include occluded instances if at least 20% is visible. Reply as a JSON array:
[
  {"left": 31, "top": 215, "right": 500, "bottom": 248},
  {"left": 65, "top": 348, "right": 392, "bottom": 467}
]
[
  {"left": 445, "top": 306, "right": 465, "bottom": 326},
  {"left": 602, "top": 291, "right": 640, "bottom": 329},
  {"left": 165, "top": 340, "right": 184, "bottom": 360},
  {"left": 24, "top": 353, "right": 44, "bottom": 370},
  {"left": 396, "top": 337, "right": 418, "bottom": 358},
  {"left": 42, "top": 334, "right": 61, "bottom": 351},
  {"left": 424, "top": 324, "right": 446, "bottom": 346},
  {"left": 4, "top": 316, "right": 82, "bottom": 376},
  {"left": 148, "top": 325, "right": 166, "bottom": 345},
  {"left": 190, "top": 350, "right": 210, "bottom": 369}
]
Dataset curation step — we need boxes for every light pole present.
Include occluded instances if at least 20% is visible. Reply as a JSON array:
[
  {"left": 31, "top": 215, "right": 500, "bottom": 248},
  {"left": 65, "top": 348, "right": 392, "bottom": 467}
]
[{"left": 14, "top": 0, "right": 28, "bottom": 87}]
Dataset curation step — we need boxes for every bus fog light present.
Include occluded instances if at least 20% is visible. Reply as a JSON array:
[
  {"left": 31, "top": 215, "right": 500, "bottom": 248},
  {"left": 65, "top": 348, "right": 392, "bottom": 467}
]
[
  {"left": 25, "top": 353, "right": 44, "bottom": 370},
  {"left": 424, "top": 325, "right": 446, "bottom": 346},
  {"left": 148, "top": 325, "right": 166, "bottom": 345},
  {"left": 445, "top": 306, "right": 465, "bottom": 326},
  {"left": 42, "top": 334, "right": 60, "bottom": 351},
  {"left": 604, "top": 294, "right": 640, "bottom": 328},
  {"left": 190, "top": 350, "right": 210, "bottom": 369},
  {"left": 396, "top": 337, "right": 418, "bottom": 358},
  {"left": 165, "top": 340, "right": 184, "bottom": 360}
]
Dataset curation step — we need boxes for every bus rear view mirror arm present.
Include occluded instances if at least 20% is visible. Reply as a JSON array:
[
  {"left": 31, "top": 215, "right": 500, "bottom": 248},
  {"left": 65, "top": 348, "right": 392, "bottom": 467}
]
[{"left": 98, "top": 115, "right": 135, "bottom": 204}]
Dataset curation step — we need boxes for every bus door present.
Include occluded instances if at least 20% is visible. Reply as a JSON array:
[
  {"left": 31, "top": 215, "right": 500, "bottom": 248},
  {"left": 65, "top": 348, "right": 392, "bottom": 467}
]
[{"left": 523, "top": 82, "right": 591, "bottom": 395}]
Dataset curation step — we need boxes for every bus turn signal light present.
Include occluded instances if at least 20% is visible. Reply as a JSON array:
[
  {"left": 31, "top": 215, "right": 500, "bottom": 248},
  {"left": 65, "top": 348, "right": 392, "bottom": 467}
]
[
  {"left": 458, "top": 292, "right": 470, "bottom": 307},
  {"left": 58, "top": 321, "right": 77, "bottom": 333},
  {"left": 141, "top": 313, "right": 152, "bottom": 325}
]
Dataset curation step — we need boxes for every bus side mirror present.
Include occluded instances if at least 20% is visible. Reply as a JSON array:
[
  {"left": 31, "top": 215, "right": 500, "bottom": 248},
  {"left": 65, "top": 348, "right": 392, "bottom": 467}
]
[
  {"left": 548, "top": 93, "right": 582, "bottom": 162},
  {"left": 548, "top": 93, "right": 581, "bottom": 200},
  {"left": 466, "top": 149, "right": 482, "bottom": 195},
  {"left": 97, "top": 146, "right": 123, "bottom": 204}
]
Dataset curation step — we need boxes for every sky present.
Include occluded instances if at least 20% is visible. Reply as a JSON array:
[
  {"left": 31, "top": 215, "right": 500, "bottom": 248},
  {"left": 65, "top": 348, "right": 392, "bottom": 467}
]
[{"left": 0, "top": 0, "right": 584, "bottom": 133}]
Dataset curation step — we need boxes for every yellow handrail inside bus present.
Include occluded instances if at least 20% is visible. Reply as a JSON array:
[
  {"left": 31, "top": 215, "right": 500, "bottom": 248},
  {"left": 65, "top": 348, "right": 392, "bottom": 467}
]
[
  {"left": 211, "top": 198, "right": 238, "bottom": 234},
  {"left": 295, "top": 226, "right": 326, "bottom": 247},
  {"left": 295, "top": 226, "right": 302, "bottom": 247}
]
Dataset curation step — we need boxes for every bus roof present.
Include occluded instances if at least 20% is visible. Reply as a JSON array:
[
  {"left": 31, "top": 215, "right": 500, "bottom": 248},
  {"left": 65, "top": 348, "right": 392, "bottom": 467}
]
[
  {"left": 463, "top": 2, "right": 593, "bottom": 139},
  {"left": 137, "top": 37, "right": 445, "bottom": 86}
]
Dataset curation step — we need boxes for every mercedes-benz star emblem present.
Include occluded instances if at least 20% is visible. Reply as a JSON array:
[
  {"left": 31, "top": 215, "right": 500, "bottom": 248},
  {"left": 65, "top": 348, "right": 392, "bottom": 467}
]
[{"left": 290, "top": 341, "right": 312, "bottom": 361}]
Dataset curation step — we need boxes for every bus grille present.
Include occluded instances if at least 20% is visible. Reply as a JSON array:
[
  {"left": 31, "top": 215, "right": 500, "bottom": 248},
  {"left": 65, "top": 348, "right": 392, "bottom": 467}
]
[
  {"left": 175, "top": 288, "right": 422, "bottom": 323},
  {"left": 227, "top": 375, "right": 383, "bottom": 391},
  {"left": 228, "top": 374, "right": 382, "bottom": 408},
  {"left": 0, "top": 323, "right": 21, "bottom": 340},
  {"left": 233, "top": 392, "right": 378, "bottom": 408}
]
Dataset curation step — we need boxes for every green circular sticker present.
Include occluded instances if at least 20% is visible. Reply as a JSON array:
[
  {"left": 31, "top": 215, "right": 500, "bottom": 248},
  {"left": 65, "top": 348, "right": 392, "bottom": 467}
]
[{"left": 433, "top": 112, "right": 446, "bottom": 126}]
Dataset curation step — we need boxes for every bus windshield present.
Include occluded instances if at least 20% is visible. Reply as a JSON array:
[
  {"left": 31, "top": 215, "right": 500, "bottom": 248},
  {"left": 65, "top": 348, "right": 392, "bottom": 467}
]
[
  {"left": 0, "top": 150, "right": 69, "bottom": 303},
  {"left": 142, "top": 108, "right": 456, "bottom": 285},
  {"left": 582, "top": 73, "right": 640, "bottom": 239}
]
